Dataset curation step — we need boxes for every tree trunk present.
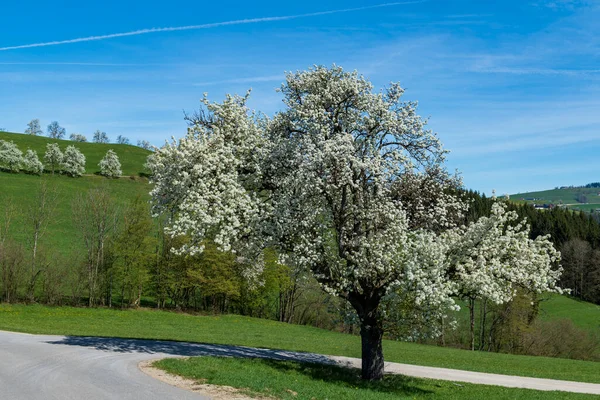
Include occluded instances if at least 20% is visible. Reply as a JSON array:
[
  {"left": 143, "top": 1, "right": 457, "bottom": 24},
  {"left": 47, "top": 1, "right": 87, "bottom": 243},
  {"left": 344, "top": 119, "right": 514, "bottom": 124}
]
[
  {"left": 469, "top": 298, "right": 475, "bottom": 351},
  {"left": 479, "top": 299, "right": 487, "bottom": 351},
  {"left": 360, "top": 316, "right": 384, "bottom": 380}
]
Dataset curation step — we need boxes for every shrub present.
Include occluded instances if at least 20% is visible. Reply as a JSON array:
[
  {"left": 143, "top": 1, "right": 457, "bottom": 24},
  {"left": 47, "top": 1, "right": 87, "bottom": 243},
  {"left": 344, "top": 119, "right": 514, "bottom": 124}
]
[{"left": 521, "top": 319, "right": 600, "bottom": 361}]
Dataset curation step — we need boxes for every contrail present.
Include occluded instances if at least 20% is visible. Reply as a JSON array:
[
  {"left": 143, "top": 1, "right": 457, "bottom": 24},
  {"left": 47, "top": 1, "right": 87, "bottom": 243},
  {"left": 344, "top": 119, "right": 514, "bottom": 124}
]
[{"left": 0, "top": 2, "right": 424, "bottom": 51}]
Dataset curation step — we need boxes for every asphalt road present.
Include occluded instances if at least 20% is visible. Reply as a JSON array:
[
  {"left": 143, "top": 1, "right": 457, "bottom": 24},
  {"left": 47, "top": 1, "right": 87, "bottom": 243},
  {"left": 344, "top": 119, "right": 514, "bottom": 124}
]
[
  {"left": 0, "top": 330, "right": 332, "bottom": 400},
  {"left": 1, "top": 329, "right": 600, "bottom": 399}
]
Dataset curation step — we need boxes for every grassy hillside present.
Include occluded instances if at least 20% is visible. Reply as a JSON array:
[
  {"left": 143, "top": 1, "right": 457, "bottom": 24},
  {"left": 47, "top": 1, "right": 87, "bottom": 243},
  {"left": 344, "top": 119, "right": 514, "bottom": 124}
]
[
  {"left": 453, "top": 294, "right": 600, "bottom": 333},
  {"left": 512, "top": 187, "right": 600, "bottom": 212},
  {"left": 0, "top": 131, "right": 152, "bottom": 255},
  {"left": 0, "top": 130, "right": 151, "bottom": 176},
  {"left": 0, "top": 173, "right": 150, "bottom": 254},
  {"left": 0, "top": 304, "right": 599, "bottom": 384},
  {"left": 539, "top": 294, "right": 600, "bottom": 331}
]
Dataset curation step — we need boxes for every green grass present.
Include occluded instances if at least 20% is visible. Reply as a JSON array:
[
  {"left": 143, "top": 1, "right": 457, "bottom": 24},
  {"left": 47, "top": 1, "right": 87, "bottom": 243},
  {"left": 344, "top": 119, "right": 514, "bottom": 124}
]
[
  {"left": 0, "top": 304, "right": 599, "bottom": 384},
  {"left": 0, "top": 130, "right": 151, "bottom": 176},
  {"left": 155, "top": 356, "right": 596, "bottom": 399},
  {"left": 0, "top": 173, "right": 150, "bottom": 254},
  {"left": 511, "top": 187, "right": 600, "bottom": 212},
  {"left": 568, "top": 204, "right": 600, "bottom": 212},
  {"left": 0, "top": 130, "right": 152, "bottom": 255},
  {"left": 539, "top": 294, "right": 600, "bottom": 331},
  {"left": 453, "top": 294, "right": 600, "bottom": 333}
]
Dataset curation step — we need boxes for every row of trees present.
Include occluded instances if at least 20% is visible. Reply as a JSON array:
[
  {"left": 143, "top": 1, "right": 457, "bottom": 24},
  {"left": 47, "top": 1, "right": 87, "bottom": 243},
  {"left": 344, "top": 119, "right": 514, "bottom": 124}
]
[
  {"left": 1, "top": 181, "right": 596, "bottom": 360},
  {"left": 22, "top": 119, "right": 153, "bottom": 150},
  {"left": 0, "top": 141, "right": 122, "bottom": 178},
  {"left": 0, "top": 183, "right": 325, "bottom": 322}
]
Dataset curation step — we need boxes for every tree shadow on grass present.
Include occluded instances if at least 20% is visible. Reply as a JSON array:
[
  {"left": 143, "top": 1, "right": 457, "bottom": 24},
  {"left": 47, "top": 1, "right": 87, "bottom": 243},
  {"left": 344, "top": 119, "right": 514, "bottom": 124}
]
[
  {"left": 45, "top": 336, "right": 334, "bottom": 364},
  {"left": 255, "top": 358, "right": 433, "bottom": 397}
]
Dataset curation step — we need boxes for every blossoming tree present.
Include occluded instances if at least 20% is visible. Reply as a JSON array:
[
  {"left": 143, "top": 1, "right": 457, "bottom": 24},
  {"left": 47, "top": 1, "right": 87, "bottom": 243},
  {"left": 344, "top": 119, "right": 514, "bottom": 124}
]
[
  {"left": 0, "top": 140, "right": 23, "bottom": 172},
  {"left": 444, "top": 202, "right": 563, "bottom": 350},
  {"left": 61, "top": 145, "right": 86, "bottom": 177},
  {"left": 44, "top": 143, "right": 63, "bottom": 175},
  {"left": 99, "top": 149, "right": 122, "bottom": 178},
  {"left": 149, "top": 65, "right": 562, "bottom": 380},
  {"left": 22, "top": 149, "right": 44, "bottom": 175}
]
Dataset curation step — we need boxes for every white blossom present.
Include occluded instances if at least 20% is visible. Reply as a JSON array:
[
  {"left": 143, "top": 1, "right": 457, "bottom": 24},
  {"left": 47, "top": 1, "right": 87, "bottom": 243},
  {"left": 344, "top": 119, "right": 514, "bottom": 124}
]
[
  {"left": 44, "top": 143, "right": 63, "bottom": 174},
  {"left": 99, "top": 149, "right": 122, "bottom": 178},
  {"left": 61, "top": 145, "right": 86, "bottom": 177},
  {"left": 148, "top": 91, "right": 268, "bottom": 270},
  {"left": 22, "top": 149, "right": 44, "bottom": 175},
  {"left": 0, "top": 140, "right": 24, "bottom": 172},
  {"left": 445, "top": 202, "right": 563, "bottom": 305},
  {"left": 148, "top": 65, "right": 564, "bottom": 379}
]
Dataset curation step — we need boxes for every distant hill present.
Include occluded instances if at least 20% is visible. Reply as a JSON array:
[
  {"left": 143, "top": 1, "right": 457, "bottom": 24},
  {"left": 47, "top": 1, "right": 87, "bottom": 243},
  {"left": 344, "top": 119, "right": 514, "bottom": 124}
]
[
  {"left": 0, "top": 131, "right": 152, "bottom": 255},
  {"left": 0, "top": 130, "right": 151, "bottom": 176},
  {"left": 511, "top": 186, "right": 600, "bottom": 213}
]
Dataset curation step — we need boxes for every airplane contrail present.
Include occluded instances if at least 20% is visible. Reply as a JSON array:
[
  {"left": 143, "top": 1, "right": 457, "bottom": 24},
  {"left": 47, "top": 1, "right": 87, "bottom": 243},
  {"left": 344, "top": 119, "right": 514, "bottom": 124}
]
[{"left": 0, "top": 2, "right": 424, "bottom": 51}]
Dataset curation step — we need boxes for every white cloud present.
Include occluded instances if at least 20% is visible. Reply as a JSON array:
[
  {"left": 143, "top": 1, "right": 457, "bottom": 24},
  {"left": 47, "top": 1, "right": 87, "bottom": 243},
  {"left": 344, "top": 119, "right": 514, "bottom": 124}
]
[{"left": 0, "top": 2, "right": 425, "bottom": 51}]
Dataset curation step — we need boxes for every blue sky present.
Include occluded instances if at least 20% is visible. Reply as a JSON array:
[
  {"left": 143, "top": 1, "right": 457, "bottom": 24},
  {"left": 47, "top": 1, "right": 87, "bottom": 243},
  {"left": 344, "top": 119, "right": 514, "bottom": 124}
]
[{"left": 1, "top": 0, "right": 598, "bottom": 194}]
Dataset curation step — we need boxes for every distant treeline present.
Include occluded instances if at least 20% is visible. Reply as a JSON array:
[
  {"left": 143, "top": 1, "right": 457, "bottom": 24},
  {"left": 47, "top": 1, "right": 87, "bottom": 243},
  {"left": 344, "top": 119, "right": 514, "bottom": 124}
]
[{"left": 553, "top": 182, "right": 600, "bottom": 189}]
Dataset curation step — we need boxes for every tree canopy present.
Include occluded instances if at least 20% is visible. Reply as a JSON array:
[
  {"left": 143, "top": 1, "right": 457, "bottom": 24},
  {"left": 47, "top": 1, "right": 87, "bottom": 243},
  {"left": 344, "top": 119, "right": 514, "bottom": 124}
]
[{"left": 148, "top": 65, "right": 563, "bottom": 380}]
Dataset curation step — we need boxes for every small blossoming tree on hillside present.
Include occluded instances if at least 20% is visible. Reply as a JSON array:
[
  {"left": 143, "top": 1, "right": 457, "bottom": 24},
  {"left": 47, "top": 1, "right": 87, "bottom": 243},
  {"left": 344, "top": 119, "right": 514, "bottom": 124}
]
[
  {"left": 148, "top": 65, "right": 563, "bottom": 380},
  {"left": 44, "top": 143, "right": 63, "bottom": 175},
  {"left": 22, "top": 149, "right": 44, "bottom": 175},
  {"left": 70, "top": 133, "right": 88, "bottom": 142},
  {"left": 99, "top": 149, "right": 122, "bottom": 178},
  {"left": 0, "top": 140, "right": 23, "bottom": 172},
  {"left": 61, "top": 145, "right": 86, "bottom": 177}
]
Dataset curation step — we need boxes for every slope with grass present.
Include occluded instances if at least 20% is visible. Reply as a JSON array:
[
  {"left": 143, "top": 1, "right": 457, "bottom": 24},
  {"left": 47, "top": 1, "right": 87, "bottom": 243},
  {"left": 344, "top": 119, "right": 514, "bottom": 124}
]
[
  {"left": 539, "top": 294, "right": 600, "bottom": 331},
  {"left": 0, "top": 304, "right": 598, "bottom": 384},
  {"left": 0, "top": 173, "right": 151, "bottom": 254},
  {"left": 511, "top": 187, "right": 600, "bottom": 212},
  {"left": 0, "top": 130, "right": 151, "bottom": 176},
  {"left": 453, "top": 293, "right": 600, "bottom": 333},
  {"left": 0, "top": 131, "right": 152, "bottom": 255}
]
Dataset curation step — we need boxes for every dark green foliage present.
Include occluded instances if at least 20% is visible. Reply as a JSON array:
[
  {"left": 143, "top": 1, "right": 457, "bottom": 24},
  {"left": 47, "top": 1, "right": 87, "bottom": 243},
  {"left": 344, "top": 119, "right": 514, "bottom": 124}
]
[{"left": 111, "top": 196, "right": 156, "bottom": 307}]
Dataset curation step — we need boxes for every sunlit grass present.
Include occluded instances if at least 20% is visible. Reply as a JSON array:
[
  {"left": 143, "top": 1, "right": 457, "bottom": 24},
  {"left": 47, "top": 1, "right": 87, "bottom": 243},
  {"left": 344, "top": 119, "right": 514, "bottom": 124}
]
[{"left": 155, "top": 356, "right": 597, "bottom": 399}]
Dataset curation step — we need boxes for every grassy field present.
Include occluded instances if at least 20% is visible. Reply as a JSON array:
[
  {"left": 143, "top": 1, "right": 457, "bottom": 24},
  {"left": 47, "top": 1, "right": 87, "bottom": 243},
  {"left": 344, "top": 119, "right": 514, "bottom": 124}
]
[
  {"left": 0, "top": 173, "right": 150, "bottom": 254},
  {"left": 511, "top": 187, "right": 600, "bottom": 212},
  {"left": 155, "top": 357, "right": 596, "bottom": 400},
  {"left": 0, "top": 304, "right": 599, "bottom": 384},
  {"left": 0, "top": 130, "right": 152, "bottom": 255},
  {"left": 452, "top": 294, "right": 600, "bottom": 333},
  {"left": 568, "top": 203, "right": 600, "bottom": 212},
  {"left": 538, "top": 294, "right": 600, "bottom": 331},
  {"left": 0, "top": 130, "right": 151, "bottom": 176}
]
